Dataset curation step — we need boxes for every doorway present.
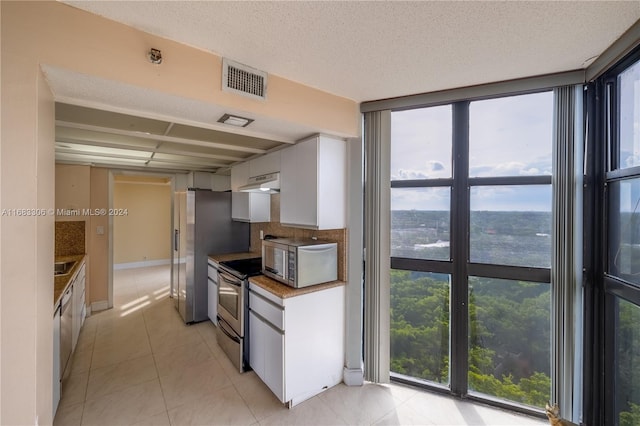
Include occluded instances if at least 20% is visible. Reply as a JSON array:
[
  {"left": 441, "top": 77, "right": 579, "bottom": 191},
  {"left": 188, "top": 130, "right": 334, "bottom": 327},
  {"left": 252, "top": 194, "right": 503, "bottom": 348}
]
[{"left": 109, "top": 171, "right": 175, "bottom": 311}]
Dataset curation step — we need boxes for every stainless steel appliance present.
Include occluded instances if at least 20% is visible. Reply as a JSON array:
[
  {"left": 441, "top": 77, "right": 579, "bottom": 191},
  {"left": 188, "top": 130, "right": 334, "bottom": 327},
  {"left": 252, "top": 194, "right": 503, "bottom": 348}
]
[
  {"left": 172, "top": 189, "right": 250, "bottom": 324},
  {"left": 216, "top": 257, "right": 262, "bottom": 372},
  {"left": 262, "top": 238, "right": 338, "bottom": 288}
]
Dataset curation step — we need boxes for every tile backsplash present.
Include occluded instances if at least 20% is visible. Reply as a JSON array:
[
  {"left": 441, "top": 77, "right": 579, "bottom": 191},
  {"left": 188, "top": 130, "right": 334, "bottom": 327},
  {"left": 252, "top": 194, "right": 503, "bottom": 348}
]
[
  {"left": 250, "top": 194, "right": 347, "bottom": 281},
  {"left": 55, "top": 221, "right": 86, "bottom": 256}
]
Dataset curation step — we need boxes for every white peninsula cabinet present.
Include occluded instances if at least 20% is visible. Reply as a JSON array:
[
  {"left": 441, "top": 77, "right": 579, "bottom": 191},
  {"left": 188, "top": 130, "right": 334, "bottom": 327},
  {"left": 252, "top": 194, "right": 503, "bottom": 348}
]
[
  {"left": 248, "top": 278, "right": 345, "bottom": 407},
  {"left": 280, "top": 134, "right": 346, "bottom": 229},
  {"left": 231, "top": 161, "right": 270, "bottom": 222}
]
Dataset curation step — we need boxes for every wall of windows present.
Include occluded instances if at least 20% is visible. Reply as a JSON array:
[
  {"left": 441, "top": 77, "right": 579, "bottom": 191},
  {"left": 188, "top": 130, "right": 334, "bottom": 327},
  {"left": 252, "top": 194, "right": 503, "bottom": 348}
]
[
  {"left": 595, "top": 50, "right": 640, "bottom": 426},
  {"left": 389, "top": 91, "right": 553, "bottom": 410}
]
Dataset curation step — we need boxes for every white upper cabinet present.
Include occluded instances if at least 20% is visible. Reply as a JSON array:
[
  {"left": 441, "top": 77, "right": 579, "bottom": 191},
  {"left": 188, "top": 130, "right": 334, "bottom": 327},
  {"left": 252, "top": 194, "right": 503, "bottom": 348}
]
[
  {"left": 231, "top": 162, "right": 270, "bottom": 222},
  {"left": 249, "top": 151, "right": 281, "bottom": 177},
  {"left": 280, "top": 134, "right": 346, "bottom": 230},
  {"left": 230, "top": 161, "right": 250, "bottom": 191}
]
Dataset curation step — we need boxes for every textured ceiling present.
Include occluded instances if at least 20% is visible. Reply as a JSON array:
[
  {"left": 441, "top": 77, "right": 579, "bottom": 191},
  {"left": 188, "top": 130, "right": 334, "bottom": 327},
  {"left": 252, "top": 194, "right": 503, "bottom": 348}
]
[{"left": 63, "top": 1, "right": 640, "bottom": 102}]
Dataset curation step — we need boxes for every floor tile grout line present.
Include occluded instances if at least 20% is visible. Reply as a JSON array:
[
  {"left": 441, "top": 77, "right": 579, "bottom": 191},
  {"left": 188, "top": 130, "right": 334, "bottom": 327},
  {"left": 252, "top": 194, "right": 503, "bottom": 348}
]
[{"left": 140, "top": 272, "right": 173, "bottom": 426}]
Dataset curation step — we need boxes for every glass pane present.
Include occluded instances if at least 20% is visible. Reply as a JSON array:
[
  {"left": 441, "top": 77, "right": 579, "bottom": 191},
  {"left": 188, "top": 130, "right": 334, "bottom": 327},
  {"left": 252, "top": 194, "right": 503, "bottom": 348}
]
[
  {"left": 468, "top": 277, "right": 550, "bottom": 408},
  {"left": 615, "top": 297, "right": 640, "bottom": 426},
  {"left": 391, "top": 105, "right": 452, "bottom": 180},
  {"left": 391, "top": 188, "right": 450, "bottom": 261},
  {"left": 391, "top": 270, "right": 450, "bottom": 385},
  {"left": 469, "top": 92, "right": 553, "bottom": 177},
  {"left": 618, "top": 60, "right": 640, "bottom": 169},
  {"left": 608, "top": 178, "right": 640, "bottom": 285},
  {"left": 470, "top": 185, "right": 551, "bottom": 268}
]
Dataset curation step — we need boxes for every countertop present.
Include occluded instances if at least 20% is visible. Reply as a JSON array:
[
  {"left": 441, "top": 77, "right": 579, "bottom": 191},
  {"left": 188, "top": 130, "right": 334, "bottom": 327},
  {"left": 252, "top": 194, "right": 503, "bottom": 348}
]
[
  {"left": 208, "top": 251, "right": 261, "bottom": 263},
  {"left": 249, "top": 275, "right": 346, "bottom": 299},
  {"left": 54, "top": 254, "right": 86, "bottom": 310}
]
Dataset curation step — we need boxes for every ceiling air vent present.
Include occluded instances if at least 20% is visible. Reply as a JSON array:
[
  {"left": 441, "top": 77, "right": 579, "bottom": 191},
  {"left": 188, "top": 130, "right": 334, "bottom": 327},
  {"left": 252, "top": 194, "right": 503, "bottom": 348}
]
[{"left": 222, "top": 59, "right": 267, "bottom": 100}]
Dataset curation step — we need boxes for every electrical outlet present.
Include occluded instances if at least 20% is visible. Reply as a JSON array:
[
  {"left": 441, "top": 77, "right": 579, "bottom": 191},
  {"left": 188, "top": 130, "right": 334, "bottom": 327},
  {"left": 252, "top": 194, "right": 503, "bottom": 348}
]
[{"left": 96, "top": 225, "right": 104, "bottom": 235}]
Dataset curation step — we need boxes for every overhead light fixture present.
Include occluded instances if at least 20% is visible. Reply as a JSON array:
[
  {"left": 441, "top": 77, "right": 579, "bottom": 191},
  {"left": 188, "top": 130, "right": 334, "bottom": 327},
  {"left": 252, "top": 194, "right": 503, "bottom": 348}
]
[
  {"left": 217, "top": 113, "right": 254, "bottom": 128},
  {"left": 148, "top": 48, "right": 162, "bottom": 64}
]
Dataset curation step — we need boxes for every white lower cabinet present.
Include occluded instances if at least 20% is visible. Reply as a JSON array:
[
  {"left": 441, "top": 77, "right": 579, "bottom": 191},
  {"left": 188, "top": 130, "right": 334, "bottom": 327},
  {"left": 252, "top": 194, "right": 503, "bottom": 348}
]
[
  {"left": 249, "top": 281, "right": 345, "bottom": 407},
  {"left": 72, "top": 263, "right": 86, "bottom": 351},
  {"left": 52, "top": 306, "right": 61, "bottom": 418}
]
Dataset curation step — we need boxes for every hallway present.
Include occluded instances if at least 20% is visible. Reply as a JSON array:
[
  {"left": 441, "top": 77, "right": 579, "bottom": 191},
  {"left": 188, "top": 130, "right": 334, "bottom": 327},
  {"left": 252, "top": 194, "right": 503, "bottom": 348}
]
[{"left": 53, "top": 265, "right": 547, "bottom": 425}]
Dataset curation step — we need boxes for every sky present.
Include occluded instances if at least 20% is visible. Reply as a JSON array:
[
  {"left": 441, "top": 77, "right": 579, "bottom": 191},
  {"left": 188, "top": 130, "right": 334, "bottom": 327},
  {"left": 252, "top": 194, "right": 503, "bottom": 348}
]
[{"left": 390, "top": 91, "right": 554, "bottom": 211}]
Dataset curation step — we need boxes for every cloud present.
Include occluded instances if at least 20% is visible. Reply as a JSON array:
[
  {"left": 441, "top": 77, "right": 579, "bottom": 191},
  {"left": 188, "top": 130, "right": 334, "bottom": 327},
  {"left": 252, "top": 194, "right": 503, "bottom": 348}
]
[
  {"left": 392, "top": 161, "right": 449, "bottom": 180},
  {"left": 429, "top": 161, "right": 445, "bottom": 171},
  {"left": 470, "top": 159, "right": 551, "bottom": 177}
]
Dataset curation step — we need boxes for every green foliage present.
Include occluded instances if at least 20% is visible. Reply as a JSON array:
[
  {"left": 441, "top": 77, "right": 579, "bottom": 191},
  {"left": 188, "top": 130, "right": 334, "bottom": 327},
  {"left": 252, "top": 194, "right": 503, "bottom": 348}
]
[
  {"left": 620, "top": 402, "right": 640, "bottom": 426},
  {"left": 616, "top": 300, "right": 640, "bottom": 422},
  {"left": 390, "top": 270, "right": 551, "bottom": 408}
]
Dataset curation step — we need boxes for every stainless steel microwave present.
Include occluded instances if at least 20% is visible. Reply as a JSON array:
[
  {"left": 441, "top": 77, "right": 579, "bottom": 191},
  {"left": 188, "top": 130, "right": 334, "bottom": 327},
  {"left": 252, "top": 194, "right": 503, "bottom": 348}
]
[{"left": 262, "top": 238, "right": 337, "bottom": 288}]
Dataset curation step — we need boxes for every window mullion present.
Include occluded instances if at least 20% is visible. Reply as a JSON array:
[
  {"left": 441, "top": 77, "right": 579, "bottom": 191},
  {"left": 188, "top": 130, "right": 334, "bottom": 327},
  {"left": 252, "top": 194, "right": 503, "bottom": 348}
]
[{"left": 450, "top": 101, "right": 470, "bottom": 396}]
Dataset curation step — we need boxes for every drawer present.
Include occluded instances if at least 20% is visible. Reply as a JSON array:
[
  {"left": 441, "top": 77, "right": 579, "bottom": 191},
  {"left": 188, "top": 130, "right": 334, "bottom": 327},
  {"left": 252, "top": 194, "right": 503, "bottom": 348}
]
[{"left": 249, "top": 291, "right": 284, "bottom": 331}]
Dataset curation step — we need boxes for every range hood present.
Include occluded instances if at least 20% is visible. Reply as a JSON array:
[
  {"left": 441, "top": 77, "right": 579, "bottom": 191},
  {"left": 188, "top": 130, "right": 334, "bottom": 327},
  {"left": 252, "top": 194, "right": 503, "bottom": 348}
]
[{"left": 238, "top": 172, "right": 280, "bottom": 194}]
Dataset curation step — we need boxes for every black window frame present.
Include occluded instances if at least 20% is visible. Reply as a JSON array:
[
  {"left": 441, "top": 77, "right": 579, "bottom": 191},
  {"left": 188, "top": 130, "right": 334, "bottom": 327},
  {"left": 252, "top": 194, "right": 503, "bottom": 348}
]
[
  {"left": 390, "top": 92, "right": 553, "bottom": 416},
  {"left": 587, "top": 44, "right": 640, "bottom": 426}
]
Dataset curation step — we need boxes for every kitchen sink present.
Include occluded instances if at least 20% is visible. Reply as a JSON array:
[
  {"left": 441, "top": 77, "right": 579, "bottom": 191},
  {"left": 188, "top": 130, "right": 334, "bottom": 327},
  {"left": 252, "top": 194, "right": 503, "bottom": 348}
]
[{"left": 54, "top": 261, "right": 76, "bottom": 276}]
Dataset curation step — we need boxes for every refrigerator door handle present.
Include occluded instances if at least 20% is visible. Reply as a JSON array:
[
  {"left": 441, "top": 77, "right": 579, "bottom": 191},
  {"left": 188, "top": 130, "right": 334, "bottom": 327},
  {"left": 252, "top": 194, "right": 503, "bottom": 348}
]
[{"left": 174, "top": 229, "right": 179, "bottom": 252}]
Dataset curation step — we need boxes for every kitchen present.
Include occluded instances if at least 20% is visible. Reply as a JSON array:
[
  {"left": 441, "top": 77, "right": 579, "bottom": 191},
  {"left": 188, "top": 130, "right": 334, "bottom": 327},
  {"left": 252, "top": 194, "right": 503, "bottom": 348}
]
[
  {"left": 4, "top": 2, "right": 634, "bottom": 425},
  {"left": 52, "top": 121, "right": 364, "bottom": 424}
]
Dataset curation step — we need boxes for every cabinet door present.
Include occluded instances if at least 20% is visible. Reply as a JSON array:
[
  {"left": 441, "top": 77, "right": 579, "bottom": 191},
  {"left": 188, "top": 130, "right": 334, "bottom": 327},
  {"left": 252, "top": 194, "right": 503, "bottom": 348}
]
[
  {"left": 280, "top": 138, "right": 318, "bottom": 227},
  {"left": 249, "top": 310, "right": 265, "bottom": 379},
  {"left": 263, "top": 321, "right": 285, "bottom": 401},
  {"left": 231, "top": 162, "right": 249, "bottom": 191},
  {"left": 279, "top": 145, "right": 298, "bottom": 226},
  {"left": 250, "top": 151, "right": 281, "bottom": 177},
  {"left": 71, "top": 276, "right": 80, "bottom": 351},
  {"left": 52, "top": 308, "right": 61, "bottom": 417},
  {"left": 231, "top": 192, "right": 250, "bottom": 222},
  {"left": 249, "top": 310, "right": 285, "bottom": 402}
]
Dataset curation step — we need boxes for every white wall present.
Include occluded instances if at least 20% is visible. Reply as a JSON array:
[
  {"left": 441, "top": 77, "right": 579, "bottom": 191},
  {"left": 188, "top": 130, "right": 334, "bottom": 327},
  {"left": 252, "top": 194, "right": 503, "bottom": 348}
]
[{"left": 113, "top": 182, "right": 172, "bottom": 265}]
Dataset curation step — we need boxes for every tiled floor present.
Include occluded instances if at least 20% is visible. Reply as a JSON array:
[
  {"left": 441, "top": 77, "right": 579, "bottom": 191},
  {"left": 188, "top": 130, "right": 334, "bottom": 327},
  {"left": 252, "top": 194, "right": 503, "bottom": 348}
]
[{"left": 54, "top": 265, "right": 548, "bottom": 426}]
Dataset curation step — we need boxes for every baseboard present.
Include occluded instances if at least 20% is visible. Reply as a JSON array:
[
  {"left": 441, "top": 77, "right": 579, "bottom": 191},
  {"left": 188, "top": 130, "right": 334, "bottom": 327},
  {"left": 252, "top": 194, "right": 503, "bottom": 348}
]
[
  {"left": 343, "top": 366, "right": 365, "bottom": 386},
  {"left": 114, "top": 258, "right": 171, "bottom": 270},
  {"left": 91, "top": 300, "right": 109, "bottom": 312}
]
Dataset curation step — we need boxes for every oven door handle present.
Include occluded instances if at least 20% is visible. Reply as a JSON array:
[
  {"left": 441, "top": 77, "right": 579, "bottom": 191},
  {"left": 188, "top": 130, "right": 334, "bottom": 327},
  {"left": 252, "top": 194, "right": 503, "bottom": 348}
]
[
  {"left": 218, "top": 272, "right": 242, "bottom": 288},
  {"left": 217, "top": 317, "right": 241, "bottom": 344}
]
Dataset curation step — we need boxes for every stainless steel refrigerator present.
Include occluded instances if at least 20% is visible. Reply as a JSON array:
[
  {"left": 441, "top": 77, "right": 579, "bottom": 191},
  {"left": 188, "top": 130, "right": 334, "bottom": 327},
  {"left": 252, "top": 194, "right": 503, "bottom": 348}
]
[{"left": 172, "top": 189, "right": 249, "bottom": 323}]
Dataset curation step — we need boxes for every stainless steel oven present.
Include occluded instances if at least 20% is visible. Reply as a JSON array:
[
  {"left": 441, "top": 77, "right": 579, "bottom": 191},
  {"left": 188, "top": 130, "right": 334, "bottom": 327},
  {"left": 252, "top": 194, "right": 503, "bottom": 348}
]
[
  {"left": 215, "top": 257, "right": 262, "bottom": 373},
  {"left": 217, "top": 269, "right": 244, "bottom": 334}
]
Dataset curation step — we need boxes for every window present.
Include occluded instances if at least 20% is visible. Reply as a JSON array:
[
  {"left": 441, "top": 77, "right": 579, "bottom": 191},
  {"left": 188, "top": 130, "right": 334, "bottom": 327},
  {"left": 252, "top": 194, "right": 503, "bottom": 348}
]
[
  {"left": 390, "top": 270, "right": 450, "bottom": 385},
  {"left": 389, "top": 91, "right": 553, "bottom": 411},
  {"left": 391, "top": 188, "right": 451, "bottom": 261},
  {"left": 600, "top": 53, "right": 640, "bottom": 426},
  {"left": 470, "top": 185, "right": 552, "bottom": 268},
  {"left": 468, "top": 277, "right": 551, "bottom": 406}
]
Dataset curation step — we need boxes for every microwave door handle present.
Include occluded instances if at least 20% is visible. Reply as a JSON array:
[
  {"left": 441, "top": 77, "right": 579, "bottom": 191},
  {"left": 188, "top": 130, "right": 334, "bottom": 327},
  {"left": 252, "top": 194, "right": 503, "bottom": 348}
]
[{"left": 282, "top": 255, "right": 287, "bottom": 278}]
